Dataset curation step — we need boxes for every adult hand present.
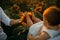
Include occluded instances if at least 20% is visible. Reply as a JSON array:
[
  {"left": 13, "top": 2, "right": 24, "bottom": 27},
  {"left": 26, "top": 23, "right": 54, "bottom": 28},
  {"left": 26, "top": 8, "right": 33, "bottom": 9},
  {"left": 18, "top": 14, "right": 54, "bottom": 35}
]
[{"left": 10, "top": 19, "right": 22, "bottom": 26}]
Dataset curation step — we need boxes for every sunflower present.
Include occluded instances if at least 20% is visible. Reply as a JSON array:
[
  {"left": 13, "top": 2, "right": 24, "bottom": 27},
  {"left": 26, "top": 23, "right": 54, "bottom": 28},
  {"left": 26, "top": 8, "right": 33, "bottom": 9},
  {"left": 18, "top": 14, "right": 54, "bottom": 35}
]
[
  {"left": 11, "top": 4, "right": 20, "bottom": 10},
  {"left": 36, "top": 2, "right": 44, "bottom": 7},
  {"left": 19, "top": 12, "right": 24, "bottom": 16},
  {"left": 34, "top": 7, "right": 42, "bottom": 12}
]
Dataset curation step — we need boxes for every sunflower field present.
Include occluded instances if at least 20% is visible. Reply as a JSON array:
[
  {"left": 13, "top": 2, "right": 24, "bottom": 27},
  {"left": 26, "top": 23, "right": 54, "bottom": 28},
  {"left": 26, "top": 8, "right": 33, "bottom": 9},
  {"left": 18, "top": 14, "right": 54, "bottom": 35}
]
[{"left": 0, "top": 0, "right": 58, "bottom": 40}]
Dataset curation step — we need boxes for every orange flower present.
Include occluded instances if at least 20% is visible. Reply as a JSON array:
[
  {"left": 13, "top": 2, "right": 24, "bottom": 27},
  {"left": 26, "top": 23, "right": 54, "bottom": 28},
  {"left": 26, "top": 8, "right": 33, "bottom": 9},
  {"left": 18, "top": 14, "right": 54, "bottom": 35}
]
[
  {"left": 19, "top": 12, "right": 24, "bottom": 16},
  {"left": 28, "top": 12, "right": 32, "bottom": 16},
  {"left": 22, "top": 22, "right": 27, "bottom": 27},
  {"left": 36, "top": 2, "right": 44, "bottom": 7},
  {"left": 20, "top": 16, "right": 25, "bottom": 22},
  {"left": 12, "top": 4, "right": 20, "bottom": 10},
  {"left": 19, "top": 12, "right": 25, "bottom": 23},
  {"left": 34, "top": 7, "right": 42, "bottom": 12}
]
